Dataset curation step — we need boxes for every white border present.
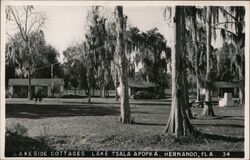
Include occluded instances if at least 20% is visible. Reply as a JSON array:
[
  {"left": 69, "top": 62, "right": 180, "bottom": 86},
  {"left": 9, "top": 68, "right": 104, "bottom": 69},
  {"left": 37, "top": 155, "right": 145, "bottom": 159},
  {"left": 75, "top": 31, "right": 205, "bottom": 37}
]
[{"left": 1, "top": 1, "right": 249, "bottom": 160}]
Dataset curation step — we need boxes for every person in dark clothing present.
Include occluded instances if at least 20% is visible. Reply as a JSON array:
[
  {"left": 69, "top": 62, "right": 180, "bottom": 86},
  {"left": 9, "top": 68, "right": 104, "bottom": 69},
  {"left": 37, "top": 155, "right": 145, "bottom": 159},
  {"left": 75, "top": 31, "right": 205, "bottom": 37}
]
[{"left": 35, "top": 89, "right": 43, "bottom": 103}]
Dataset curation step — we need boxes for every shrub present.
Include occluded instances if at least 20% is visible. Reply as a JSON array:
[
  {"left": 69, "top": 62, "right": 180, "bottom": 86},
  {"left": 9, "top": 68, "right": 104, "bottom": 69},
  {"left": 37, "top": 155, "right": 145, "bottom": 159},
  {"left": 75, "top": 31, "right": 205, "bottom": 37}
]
[{"left": 5, "top": 123, "right": 52, "bottom": 153}]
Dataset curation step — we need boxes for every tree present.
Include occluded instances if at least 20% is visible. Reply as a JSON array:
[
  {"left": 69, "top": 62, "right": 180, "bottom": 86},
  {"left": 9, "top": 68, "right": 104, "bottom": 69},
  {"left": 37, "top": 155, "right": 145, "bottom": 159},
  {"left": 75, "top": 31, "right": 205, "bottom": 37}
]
[
  {"left": 188, "top": 7, "right": 202, "bottom": 102},
  {"left": 200, "top": 6, "right": 245, "bottom": 113},
  {"left": 35, "top": 45, "right": 62, "bottom": 79},
  {"left": 126, "top": 26, "right": 170, "bottom": 90},
  {"left": 6, "top": 6, "right": 46, "bottom": 99},
  {"left": 63, "top": 45, "right": 84, "bottom": 87},
  {"left": 164, "top": 6, "right": 194, "bottom": 137},
  {"left": 215, "top": 43, "right": 237, "bottom": 81},
  {"left": 216, "top": 7, "right": 245, "bottom": 104},
  {"left": 115, "top": 6, "right": 132, "bottom": 123},
  {"left": 111, "top": 61, "right": 119, "bottom": 100},
  {"left": 202, "top": 6, "right": 215, "bottom": 116},
  {"left": 84, "top": 6, "right": 105, "bottom": 102}
]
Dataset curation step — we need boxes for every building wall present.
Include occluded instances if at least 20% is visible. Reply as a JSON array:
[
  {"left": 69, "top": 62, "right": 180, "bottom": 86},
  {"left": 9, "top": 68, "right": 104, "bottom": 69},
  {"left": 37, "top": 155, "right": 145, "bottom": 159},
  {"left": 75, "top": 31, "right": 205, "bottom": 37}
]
[
  {"left": 12, "top": 86, "right": 28, "bottom": 98},
  {"left": 7, "top": 85, "right": 63, "bottom": 98}
]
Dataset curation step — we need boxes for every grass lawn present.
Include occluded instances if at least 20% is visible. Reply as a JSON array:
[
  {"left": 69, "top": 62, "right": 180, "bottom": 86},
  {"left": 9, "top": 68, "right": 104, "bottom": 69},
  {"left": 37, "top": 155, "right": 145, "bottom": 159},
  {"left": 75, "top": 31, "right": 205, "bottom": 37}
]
[{"left": 5, "top": 98, "right": 244, "bottom": 151}]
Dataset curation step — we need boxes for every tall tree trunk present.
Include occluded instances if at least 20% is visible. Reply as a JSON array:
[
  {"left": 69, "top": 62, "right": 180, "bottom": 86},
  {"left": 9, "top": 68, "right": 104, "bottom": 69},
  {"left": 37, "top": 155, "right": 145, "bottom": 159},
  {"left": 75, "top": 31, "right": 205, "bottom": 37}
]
[
  {"left": 202, "top": 6, "right": 215, "bottom": 116},
  {"left": 28, "top": 71, "right": 32, "bottom": 100},
  {"left": 239, "top": 85, "right": 244, "bottom": 105},
  {"left": 115, "top": 84, "right": 118, "bottom": 100},
  {"left": 191, "top": 10, "right": 200, "bottom": 102},
  {"left": 183, "top": 70, "right": 193, "bottom": 119},
  {"left": 236, "top": 45, "right": 244, "bottom": 105},
  {"left": 196, "top": 79, "right": 200, "bottom": 101},
  {"left": 88, "top": 87, "right": 91, "bottom": 103},
  {"left": 238, "top": 67, "right": 244, "bottom": 105},
  {"left": 114, "top": 73, "right": 119, "bottom": 101},
  {"left": 85, "top": 88, "right": 88, "bottom": 97},
  {"left": 101, "top": 86, "right": 105, "bottom": 98},
  {"left": 116, "top": 6, "right": 131, "bottom": 123},
  {"left": 27, "top": 41, "right": 32, "bottom": 100},
  {"left": 164, "top": 6, "right": 194, "bottom": 137},
  {"left": 87, "top": 71, "right": 92, "bottom": 103},
  {"left": 232, "top": 42, "right": 244, "bottom": 105},
  {"left": 146, "top": 74, "right": 150, "bottom": 82}
]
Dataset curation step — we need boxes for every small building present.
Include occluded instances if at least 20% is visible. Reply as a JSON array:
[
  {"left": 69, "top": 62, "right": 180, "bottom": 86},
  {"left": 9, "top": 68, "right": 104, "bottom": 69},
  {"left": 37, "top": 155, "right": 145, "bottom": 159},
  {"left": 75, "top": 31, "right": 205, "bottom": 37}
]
[
  {"left": 117, "top": 80, "right": 157, "bottom": 97},
  {"left": 128, "top": 80, "right": 157, "bottom": 96},
  {"left": 7, "top": 78, "right": 64, "bottom": 98},
  {"left": 214, "top": 81, "right": 240, "bottom": 98}
]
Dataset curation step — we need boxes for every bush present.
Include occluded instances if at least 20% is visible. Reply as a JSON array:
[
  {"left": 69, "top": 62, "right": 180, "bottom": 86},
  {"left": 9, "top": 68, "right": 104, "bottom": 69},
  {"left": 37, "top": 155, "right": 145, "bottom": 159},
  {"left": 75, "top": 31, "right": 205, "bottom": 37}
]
[
  {"left": 6, "top": 123, "right": 28, "bottom": 137},
  {"left": 5, "top": 123, "right": 52, "bottom": 153}
]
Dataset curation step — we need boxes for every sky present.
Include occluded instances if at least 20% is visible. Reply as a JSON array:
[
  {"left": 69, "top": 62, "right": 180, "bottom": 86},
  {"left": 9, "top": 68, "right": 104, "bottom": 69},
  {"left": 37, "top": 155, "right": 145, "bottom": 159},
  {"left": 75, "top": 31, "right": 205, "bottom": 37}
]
[
  {"left": 33, "top": 6, "right": 171, "bottom": 62},
  {"left": 6, "top": 5, "right": 227, "bottom": 62}
]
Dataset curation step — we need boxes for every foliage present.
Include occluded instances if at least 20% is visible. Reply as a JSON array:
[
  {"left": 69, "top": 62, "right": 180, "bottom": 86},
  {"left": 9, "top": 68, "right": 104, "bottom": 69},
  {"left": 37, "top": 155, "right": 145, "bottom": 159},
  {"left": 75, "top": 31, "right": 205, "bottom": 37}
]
[
  {"left": 6, "top": 6, "right": 47, "bottom": 77},
  {"left": 35, "top": 45, "right": 62, "bottom": 78},
  {"left": 6, "top": 31, "right": 46, "bottom": 78},
  {"left": 6, "top": 123, "right": 28, "bottom": 137},
  {"left": 63, "top": 44, "right": 89, "bottom": 90},
  {"left": 62, "top": 7, "right": 171, "bottom": 95},
  {"left": 6, "top": 123, "right": 51, "bottom": 152},
  {"left": 5, "top": 6, "right": 47, "bottom": 99},
  {"left": 215, "top": 43, "right": 237, "bottom": 81},
  {"left": 126, "top": 27, "right": 171, "bottom": 89}
]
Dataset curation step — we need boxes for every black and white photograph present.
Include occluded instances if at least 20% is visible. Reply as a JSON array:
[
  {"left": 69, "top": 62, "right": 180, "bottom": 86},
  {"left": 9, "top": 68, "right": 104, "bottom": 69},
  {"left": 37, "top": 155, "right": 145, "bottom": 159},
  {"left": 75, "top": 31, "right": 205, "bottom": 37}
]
[{"left": 0, "top": 1, "right": 249, "bottom": 159}]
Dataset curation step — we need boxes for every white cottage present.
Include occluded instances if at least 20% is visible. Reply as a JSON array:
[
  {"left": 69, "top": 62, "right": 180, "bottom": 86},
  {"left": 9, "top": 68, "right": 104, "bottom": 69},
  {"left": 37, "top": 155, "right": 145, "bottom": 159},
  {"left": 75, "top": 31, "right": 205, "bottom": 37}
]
[{"left": 7, "top": 78, "right": 64, "bottom": 98}]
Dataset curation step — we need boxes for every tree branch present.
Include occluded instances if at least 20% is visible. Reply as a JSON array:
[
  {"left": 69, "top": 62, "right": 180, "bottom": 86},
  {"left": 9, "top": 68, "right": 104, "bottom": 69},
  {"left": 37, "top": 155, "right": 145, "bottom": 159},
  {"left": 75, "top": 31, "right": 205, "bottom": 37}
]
[
  {"left": 217, "top": 6, "right": 237, "bottom": 21},
  {"left": 27, "top": 17, "right": 40, "bottom": 34},
  {"left": 10, "top": 7, "right": 26, "bottom": 41},
  {"left": 214, "top": 27, "right": 236, "bottom": 36},
  {"left": 6, "top": 33, "right": 15, "bottom": 42},
  {"left": 212, "top": 21, "right": 243, "bottom": 27},
  {"left": 24, "top": 6, "right": 28, "bottom": 36}
]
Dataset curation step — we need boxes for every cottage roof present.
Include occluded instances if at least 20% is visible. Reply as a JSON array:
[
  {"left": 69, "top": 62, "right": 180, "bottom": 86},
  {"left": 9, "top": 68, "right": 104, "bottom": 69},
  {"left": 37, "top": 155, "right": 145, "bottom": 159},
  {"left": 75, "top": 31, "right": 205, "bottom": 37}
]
[
  {"left": 8, "top": 78, "right": 64, "bottom": 86},
  {"left": 214, "top": 81, "right": 239, "bottom": 88},
  {"left": 128, "top": 80, "right": 157, "bottom": 88}
]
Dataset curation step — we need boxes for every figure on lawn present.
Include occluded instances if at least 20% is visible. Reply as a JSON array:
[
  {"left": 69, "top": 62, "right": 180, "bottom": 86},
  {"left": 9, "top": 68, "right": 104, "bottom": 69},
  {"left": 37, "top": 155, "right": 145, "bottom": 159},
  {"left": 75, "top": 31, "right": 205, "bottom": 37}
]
[{"left": 35, "top": 88, "right": 43, "bottom": 103}]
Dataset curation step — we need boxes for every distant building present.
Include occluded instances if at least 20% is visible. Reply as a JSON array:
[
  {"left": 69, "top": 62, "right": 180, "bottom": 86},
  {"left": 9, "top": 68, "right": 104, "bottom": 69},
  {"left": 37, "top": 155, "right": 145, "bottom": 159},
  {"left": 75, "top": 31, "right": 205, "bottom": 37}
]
[
  {"left": 200, "top": 81, "right": 240, "bottom": 98},
  {"left": 7, "top": 78, "right": 64, "bottom": 98},
  {"left": 117, "top": 80, "right": 158, "bottom": 97},
  {"left": 214, "top": 81, "right": 240, "bottom": 98}
]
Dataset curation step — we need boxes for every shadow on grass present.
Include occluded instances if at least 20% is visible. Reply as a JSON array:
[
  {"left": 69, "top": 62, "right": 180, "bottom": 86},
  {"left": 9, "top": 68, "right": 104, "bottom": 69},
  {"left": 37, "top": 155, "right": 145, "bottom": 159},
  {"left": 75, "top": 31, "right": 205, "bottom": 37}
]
[
  {"left": 196, "top": 115, "right": 244, "bottom": 121},
  {"left": 62, "top": 101, "right": 121, "bottom": 105},
  {"left": 133, "top": 122, "right": 165, "bottom": 126},
  {"left": 194, "top": 123, "right": 244, "bottom": 128},
  {"left": 5, "top": 123, "right": 52, "bottom": 157},
  {"left": 6, "top": 104, "right": 120, "bottom": 119},
  {"left": 131, "top": 102, "right": 171, "bottom": 106},
  {"left": 212, "top": 116, "right": 244, "bottom": 121},
  {"left": 5, "top": 133, "right": 52, "bottom": 152},
  {"left": 132, "top": 110, "right": 168, "bottom": 115},
  {"left": 201, "top": 132, "right": 244, "bottom": 142},
  {"left": 62, "top": 102, "right": 171, "bottom": 106},
  {"left": 168, "top": 130, "right": 244, "bottom": 144}
]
